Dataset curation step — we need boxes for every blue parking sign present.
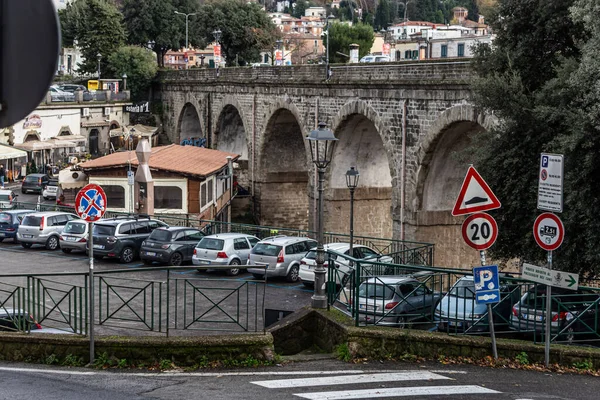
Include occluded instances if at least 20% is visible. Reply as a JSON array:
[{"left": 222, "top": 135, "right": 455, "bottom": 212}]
[{"left": 473, "top": 265, "right": 500, "bottom": 304}]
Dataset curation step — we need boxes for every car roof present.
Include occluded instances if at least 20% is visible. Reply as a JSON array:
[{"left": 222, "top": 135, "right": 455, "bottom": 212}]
[
  {"left": 362, "top": 276, "right": 416, "bottom": 285},
  {"left": 26, "top": 211, "right": 74, "bottom": 217},
  {"left": 26, "top": 173, "right": 47, "bottom": 177},
  {"left": 203, "top": 233, "right": 256, "bottom": 239},
  {"left": 258, "top": 236, "right": 313, "bottom": 245},
  {"left": 96, "top": 217, "right": 158, "bottom": 225},
  {"left": 0, "top": 209, "right": 35, "bottom": 214},
  {"left": 157, "top": 226, "right": 193, "bottom": 232}
]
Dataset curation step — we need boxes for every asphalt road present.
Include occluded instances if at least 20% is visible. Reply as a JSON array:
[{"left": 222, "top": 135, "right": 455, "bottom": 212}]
[{"left": 0, "top": 359, "right": 596, "bottom": 400}]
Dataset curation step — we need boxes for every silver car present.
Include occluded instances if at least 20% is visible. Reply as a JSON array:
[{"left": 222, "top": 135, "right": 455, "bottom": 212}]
[
  {"left": 17, "top": 211, "right": 78, "bottom": 250},
  {"left": 59, "top": 219, "right": 89, "bottom": 253},
  {"left": 247, "top": 236, "right": 318, "bottom": 282},
  {"left": 193, "top": 233, "right": 260, "bottom": 276}
]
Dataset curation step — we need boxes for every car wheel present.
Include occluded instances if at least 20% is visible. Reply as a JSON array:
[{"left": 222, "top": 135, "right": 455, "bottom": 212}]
[
  {"left": 397, "top": 315, "right": 409, "bottom": 329},
  {"left": 252, "top": 273, "right": 264, "bottom": 280},
  {"left": 227, "top": 259, "right": 241, "bottom": 276},
  {"left": 21, "top": 242, "right": 32, "bottom": 249},
  {"left": 169, "top": 252, "right": 183, "bottom": 266},
  {"left": 61, "top": 248, "right": 72, "bottom": 254},
  {"left": 120, "top": 247, "right": 135, "bottom": 263},
  {"left": 45, "top": 236, "right": 59, "bottom": 251},
  {"left": 43, "top": 197, "right": 48, "bottom": 201},
  {"left": 21, "top": 189, "right": 26, "bottom": 194},
  {"left": 0, "top": 238, "right": 3, "bottom": 243},
  {"left": 286, "top": 265, "right": 300, "bottom": 283}
]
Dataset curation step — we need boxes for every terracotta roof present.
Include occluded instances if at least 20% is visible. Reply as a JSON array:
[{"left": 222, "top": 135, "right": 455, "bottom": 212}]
[
  {"left": 392, "top": 21, "right": 436, "bottom": 28},
  {"left": 80, "top": 144, "right": 239, "bottom": 178}
]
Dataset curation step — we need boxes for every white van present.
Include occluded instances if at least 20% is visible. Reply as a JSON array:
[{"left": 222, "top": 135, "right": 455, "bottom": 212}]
[{"left": 359, "top": 55, "right": 391, "bottom": 63}]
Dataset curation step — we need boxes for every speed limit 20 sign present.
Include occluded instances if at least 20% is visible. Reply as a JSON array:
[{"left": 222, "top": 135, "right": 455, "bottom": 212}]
[{"left": 461, "top": 212, "right": 498, "bottom": 250}]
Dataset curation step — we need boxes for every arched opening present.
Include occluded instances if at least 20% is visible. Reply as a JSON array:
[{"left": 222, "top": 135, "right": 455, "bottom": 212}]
[
  {"left": 256, "top": 109, "right": 309, "bottom": 229},
  {"left": 89, "top": 129, "right": 99, "bottom": 156},
  {"left": 327, "top": 114, "right": 393, "bottom": 238},
  {"left": 414, "top": 120, "right": 485, "bottom": 268},
  {"left": 177, "top": 103, "right": 202, "bottom": 144},
  {"left": 215, "top": 104, "right": 249, "bottom": 191}
]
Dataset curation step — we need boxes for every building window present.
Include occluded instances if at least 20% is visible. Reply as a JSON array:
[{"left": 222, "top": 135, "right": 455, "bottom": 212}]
[
  {"left": 200, "top": 178, "right": 214, "bottom": 210},
  {"left": 411, "top": 50, "right": 418, "bottom": 59},
  {"left": 103, "top": 185, "right": 125, "bottom": 208},
  {"left": 404, "top": 50, "right": 410, "bottom": 59},
  {"left": 457, "top": 43, "right": 465, "bottom": 57},
  {"left": 155, "top": 186, "right": 182, "bottom": 209},
  {"left": 441, "top": 45, "right": 448, "bottom": 58}
]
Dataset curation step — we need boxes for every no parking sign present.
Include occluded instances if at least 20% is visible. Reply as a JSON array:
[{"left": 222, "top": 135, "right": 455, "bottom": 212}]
[{"left": 75, "top": 184, "right": 107, "bottom": 222}]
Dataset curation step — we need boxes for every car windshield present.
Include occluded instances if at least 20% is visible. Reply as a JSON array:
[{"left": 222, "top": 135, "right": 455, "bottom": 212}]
[
  {"left": 449, "top": 279, "right": 475, "bottom": 299},
  {"left": 197, "top": 237, "right": 224, "bottom": 250},
  {"left": 252, "top": 243, "right": 282, "bottom": 256},
  {"left": 149, "top": 229, "right": 172, "bottom": 242},
  {"left": 48, "top": 180, "right": 58, "bottom": 187},
  {"left": 21, "top": 216, "right": 42, "bottom": 227},
  {"left": 305, "top": 250, "right": 317, "bottom": 260},
  {"left": 358, "top": 283, "right": 396, "bottom": 300},
  {"left": 0, "top": 213, "right": 11, "bottom": 224},
  {"left": 93, "top": 224, "right": 116, "bottom": 236},
  {"left": 0, "top": 195, "right": 10, "bottom": 201},
  {"left": 24, "top": 175, "right": 39, "bottom": 182},
  {"left": 64, "top": 222, "right": 85, "bottom": 234}
]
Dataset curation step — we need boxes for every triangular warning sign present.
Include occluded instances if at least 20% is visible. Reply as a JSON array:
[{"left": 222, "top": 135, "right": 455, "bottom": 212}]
[{"left": 452, "top": 166, "right": 501, "bottom": 216}]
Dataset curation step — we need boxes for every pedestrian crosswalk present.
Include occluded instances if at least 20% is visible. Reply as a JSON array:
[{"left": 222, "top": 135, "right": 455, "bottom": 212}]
[{"left": 250, "top": 370, "right": 501, "bottom": 399}]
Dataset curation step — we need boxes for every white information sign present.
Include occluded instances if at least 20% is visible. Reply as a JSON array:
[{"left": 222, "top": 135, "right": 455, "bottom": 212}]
[
  {"left": 537, "top": 153, "right": 563, "bottom": 213},
  {"left": 522, "top": 263, "right": 578, "bottom": 290}
]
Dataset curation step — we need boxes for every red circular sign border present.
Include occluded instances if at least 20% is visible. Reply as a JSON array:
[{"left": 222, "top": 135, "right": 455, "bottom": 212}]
[
  {"left": 533, "top": 212, "right": 564, "bottom": 251},
  {"left": 461, "top": 212, "right": 498, "bottom": 251},
  {"left": 75, "top": 183, "right": 107, "bottom": 223}
]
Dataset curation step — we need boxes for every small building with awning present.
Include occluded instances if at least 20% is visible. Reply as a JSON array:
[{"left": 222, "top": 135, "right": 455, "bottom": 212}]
[
  {"left": 0, "top": 144, "right": 28, "bottom": 182},
  {"left": 109, "top": 124, "right": 159, "bottom": 152}
]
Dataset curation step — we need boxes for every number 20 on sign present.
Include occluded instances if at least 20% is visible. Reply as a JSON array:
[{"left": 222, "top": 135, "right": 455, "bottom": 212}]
[{"left": 461, "top": 212, "right": 498, "bottom": 250}]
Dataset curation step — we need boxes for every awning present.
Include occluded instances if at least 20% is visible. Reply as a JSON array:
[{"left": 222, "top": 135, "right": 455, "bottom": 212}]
[
  {"left": 0, "top": 144, "right": 27, "bottom": 161},
  {"left": 46, "top": 139, "right": 76, "bottom": 149},
  {"left": 109, "top": 124, "right": 159, "bottom": 138},
  {"left": 54, "top": 134, "right": 86, "bottom": 143},
  {"left": 81, "top": 121, "right": 109, "bottom": 128},
  {"left": 14, "top": 141, "right": 54, "bottom": 151}
]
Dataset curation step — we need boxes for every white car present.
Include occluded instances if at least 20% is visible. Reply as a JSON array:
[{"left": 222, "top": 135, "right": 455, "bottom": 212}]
[
  {"left": 298, "top": 243, "right": 394, "bottom": 287},
  {"left": 359, "top": 55, "right": 391, "bottom": 63},
  {"left": 0, "top": 189, "right": 18, "bottom": 209},
  {"left": 42, "top": 178, "right": 58, "bottom": 200}
]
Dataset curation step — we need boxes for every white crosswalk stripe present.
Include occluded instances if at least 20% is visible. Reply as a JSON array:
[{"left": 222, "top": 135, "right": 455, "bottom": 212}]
[{"left": 250, "top": 370, "right": 501, "bottom": 399}]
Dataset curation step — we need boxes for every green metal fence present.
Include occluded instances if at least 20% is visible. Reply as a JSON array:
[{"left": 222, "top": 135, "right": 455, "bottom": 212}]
[{"left": 0, "top": 266, "right": 266, "bottom": 336}]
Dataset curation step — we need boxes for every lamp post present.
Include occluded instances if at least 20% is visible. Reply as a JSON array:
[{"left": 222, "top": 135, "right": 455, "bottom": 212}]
[
  {"left": 122, "top": 73, "right": 127, "bottom": 91},
  {"left": 306, "top": 122, "right": 338, "bottom": 309},
  {"left": 325, "top": 14, "right": 335, "bottom": 80},
  {"left": 96, "top": 53, "right": 101, "bottom": 79},
  {"left": 345, "top": 166, "right": 359, "bottom": 260},
  {"left": 213, "top": 29, "right": 222, "bottom": 76},
  {"left": 174, "top": 10, "right": 197, "bottom": 50}
]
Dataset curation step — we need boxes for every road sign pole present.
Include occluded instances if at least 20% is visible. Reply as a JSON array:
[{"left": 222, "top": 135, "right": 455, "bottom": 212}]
[
  {"left": 89, "top": 221, "right": 95, "bottom": 365},
  {"left": 480, "top": 250, "right": 498, "bottom": 360},
  {"left": 544, "top": 250, "right": 552, "bottom": 368}
]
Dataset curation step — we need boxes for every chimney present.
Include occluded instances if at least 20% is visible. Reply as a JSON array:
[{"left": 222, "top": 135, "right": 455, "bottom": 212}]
[{"left": 478, "top": 15, "right": 485, "bottom": 24}]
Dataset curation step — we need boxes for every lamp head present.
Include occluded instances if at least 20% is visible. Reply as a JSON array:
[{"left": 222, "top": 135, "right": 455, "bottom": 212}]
[
  {"left": 345, "top": 166, "right": 359, "bottom": 189},
  {"left": 306, "top": 122, "right": 337, "bottom": 169}
]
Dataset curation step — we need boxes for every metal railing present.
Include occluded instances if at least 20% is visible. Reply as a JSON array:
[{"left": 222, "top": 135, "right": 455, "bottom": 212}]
[
  {"left": 326, "top": 251, "right": 600, "bottom": 346},
  {"left": 0, "top": 266, "right": 267, "bottom": 336}
]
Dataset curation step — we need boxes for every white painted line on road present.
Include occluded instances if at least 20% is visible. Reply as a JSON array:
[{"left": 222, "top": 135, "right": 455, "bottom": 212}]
[
  {"left": 429, "top": 370, "right": 467, "bottom": 374},
  {"left": 140, "top": 370, "right": 404, "bottom": 377},
  {"left": 0, "top": 366, "right": 95, "bottom": 375},
  {"left": 252, "top": 371, "right": 451, "bottom": 388},
  {"left": 294, "top": 385, "right": 501, "bottom": 399}
]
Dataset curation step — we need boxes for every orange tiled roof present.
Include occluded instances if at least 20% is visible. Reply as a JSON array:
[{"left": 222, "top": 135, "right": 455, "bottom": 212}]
[{"left": 80, "top": 144, "right": 239, "bottom": 178}]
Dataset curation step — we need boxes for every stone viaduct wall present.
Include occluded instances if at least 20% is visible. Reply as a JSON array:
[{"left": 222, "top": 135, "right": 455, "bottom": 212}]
[{"left": 156, "top": 61, "right": 494, "bottom": 268}]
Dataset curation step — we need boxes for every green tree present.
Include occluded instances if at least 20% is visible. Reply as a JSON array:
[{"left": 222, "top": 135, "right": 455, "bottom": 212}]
[
  {"left": 325, "top": 22, "right": 374, "bottom": 63},
  {"left": 195, "top": 0, "right": 279, "bottom": 66},
  {"left": 106, "top": 46, "right": 158, "bottom": 100},
  {"left": 374, "top": 0, "right": 392, "bottom": 30},
  {"left": 469, "top": 0, "right": 600, "bottom": 276},
  {"left": 122, "top": 0, "right": 200, "bottom": 67},
  {"left": 59, "top": 0, "right": 126, "bottom": 75},
  {"left": 292, "top": 0, "right": 313, "bottom": 18}
]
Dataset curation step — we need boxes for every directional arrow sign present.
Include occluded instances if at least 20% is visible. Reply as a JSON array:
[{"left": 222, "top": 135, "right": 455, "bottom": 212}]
[{"left": 522, "top": 263, "right": 579, "bottom": 291}]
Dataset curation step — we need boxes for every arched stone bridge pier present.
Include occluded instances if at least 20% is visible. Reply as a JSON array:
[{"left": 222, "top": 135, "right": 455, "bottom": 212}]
[{"left": 157, "top": 61, "right": 492, "bottom": 268}]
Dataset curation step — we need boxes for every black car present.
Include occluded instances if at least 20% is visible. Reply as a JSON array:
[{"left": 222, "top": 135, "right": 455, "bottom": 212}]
[
  {"left": 140, "top": 227, "right": 205, "bottom": 266},
  {"left": 21, "top": 174, "right": 50, "bottom": 194},
  {"left": 90, "top": 216, "right": 168, "bottom": 263}
]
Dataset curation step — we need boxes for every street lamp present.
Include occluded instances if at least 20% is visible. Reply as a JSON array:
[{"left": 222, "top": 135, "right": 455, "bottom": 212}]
[
  {"left": 306, "top": 122, "right": 338, "bottom": 309},
  {"left": 96, "top": 53, "right": 101, "bottom": 79},
  {"left": 345, "top": 166, "right": 359, "bottom": 261},
  {"left": 174, "top": 10, "right": 197, "bottom": 50},
  {"left": 325, "top": 14, "right": 335, "bottom": 80},
  {"left": 122, "top": 73, "right": 127, "bottom": 91}
]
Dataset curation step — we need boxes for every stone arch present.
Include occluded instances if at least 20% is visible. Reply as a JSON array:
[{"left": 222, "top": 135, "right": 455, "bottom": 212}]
[
  {"left": 255, "top": 102, "right": 310, "bottom": 229},
  {"left": 326, "top": 102, "right": 394, "bottom": 238},
  {"left": 176, "top": 93, "right": 204, "bottom": 144},
  {"left": 213, "top": 96, "right": 249, "bottom": 160}
]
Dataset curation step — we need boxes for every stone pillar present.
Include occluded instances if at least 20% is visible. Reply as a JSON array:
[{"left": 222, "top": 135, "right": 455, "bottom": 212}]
[
  {"left": 349, "top": 44, "right": 359, "bottom": 63},
  {"left": 134, "top": 136, "right": 154, "bottom": 215}
]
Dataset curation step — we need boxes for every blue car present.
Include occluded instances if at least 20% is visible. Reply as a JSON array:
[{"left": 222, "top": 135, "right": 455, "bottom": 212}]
[
  {"left": 0, "top": 210, "right": 36, "bottom": 243},
  {"left": 435, "top": 275, "right": 519, "bottom": 333}
]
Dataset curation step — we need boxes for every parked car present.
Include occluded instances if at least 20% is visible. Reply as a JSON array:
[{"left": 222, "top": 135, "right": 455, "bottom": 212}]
[
  {"left": 357, "top": 276, "right": 442, "bottom": 327},
  {"left": 59, "top": 219, "right": 89, "bottom": 253},
  {"left": 21, "top": 173, "right": 50, "bottom": 194},
  {"left": 17, "top": 211, "right": 78, "bottom": 250},
  {"left": 299, "top": 243, "right": 394, "bottom": 287},
  {"left": 57, "top": 84, "right": 93, "bottom": 101},
  {"left": 140, "top": 227, "right": 205, "bottom": 266},
  {"left": 0, "top": 308, "right": 73, "bottom": 334},
  {"left": 0, "top": 189, "right": 19, "bottom": 209},
  {"left": 49, "top": 85, "right": 75, "bottom": 102},
  {"left": 0, "top": 210, "right": 35, "bottom": 242},
  {"left": 247, "top": 236, "right": 318, "bottom": 282},
  {"left": 509, "top": 286, "right": 600, "bottom": 342},
  {"left": 90, "top": 216, "right": 168, "bottom": 263},
  {"left": 42, "top": 178, "right": 59, "bottom": 200},
  {"left": 360, "top": 55, "right": 391, "bottom": 63},
  {"left": 192, "top": 233, "right": 260, "bottom": 276},
  {"left": 435, "top": 275, "right": 520, "bottom": 333}
]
